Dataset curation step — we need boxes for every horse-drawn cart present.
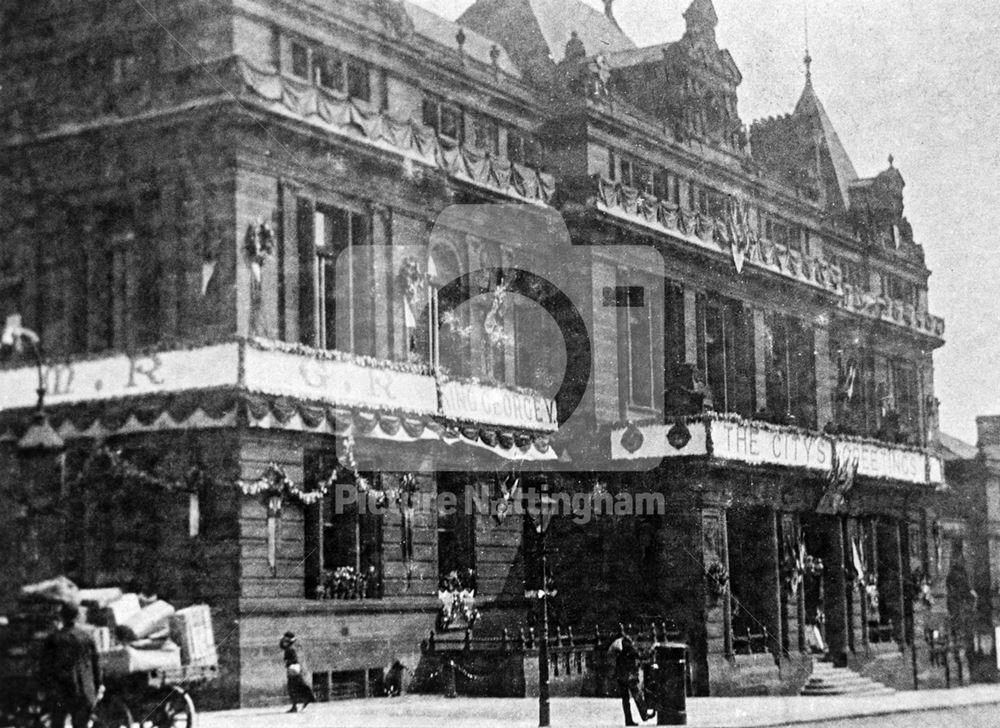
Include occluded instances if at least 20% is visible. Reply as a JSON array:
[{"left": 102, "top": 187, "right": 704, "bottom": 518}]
[
  {"left": 91, "top": 663, "right": 218, "bottom": 728},
  {"left": 1, "top": 581, "right": 218, "bottom": 728}
]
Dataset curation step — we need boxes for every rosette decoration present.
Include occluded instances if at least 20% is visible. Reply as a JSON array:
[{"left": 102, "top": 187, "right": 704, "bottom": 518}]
[{"left": 244, "top": 218, "right": 276, "bottom": 284}]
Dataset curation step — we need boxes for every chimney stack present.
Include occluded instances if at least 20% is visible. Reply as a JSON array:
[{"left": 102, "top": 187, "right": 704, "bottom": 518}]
[{"left": 976, "top": 416, "right": 1000, "bottom": 449}]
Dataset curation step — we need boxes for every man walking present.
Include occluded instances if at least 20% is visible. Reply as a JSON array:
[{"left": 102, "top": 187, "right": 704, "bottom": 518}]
[
  {"left": 609, "top": 633, "right": 650, "bottom": 726},
  {"left": 40, "top": 602, "right": 103, "bottom": 728}
]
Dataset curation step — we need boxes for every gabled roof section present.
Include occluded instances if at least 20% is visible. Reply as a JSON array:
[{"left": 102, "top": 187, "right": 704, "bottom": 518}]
[
  {"left": 459, "top": 0, "right": 635, "bottom": 67},
  {"left": 403, "top": 1, "right": 522, "bottom": 77},
  {"left": 603, "top": 42, "right": 672, "bottom": 68},
  {"left": 794, "top": 78, "right": 858, "bottom": 207},
  {"left": 526, "top": 0, "right": 635, "bottom": 61},
  {"left": 937, "top": 432, "right": 979, "bottom": 462}
]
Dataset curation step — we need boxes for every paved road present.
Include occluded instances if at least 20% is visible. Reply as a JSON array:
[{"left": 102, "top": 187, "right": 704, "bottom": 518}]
[
  {"left": 790, "top": 704, "right": 1000, "bottom": 728},
  {"left": 197, "top": 686, "right": 1000, "bottom": 728}
]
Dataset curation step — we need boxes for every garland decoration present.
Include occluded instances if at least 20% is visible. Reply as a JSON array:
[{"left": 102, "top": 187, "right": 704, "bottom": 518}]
[
  {"left": 237, "top": 462, "right": 325, "bottom": 514},
  {"left": 706, "top": 561, "right": 729, "bottom": 603}
]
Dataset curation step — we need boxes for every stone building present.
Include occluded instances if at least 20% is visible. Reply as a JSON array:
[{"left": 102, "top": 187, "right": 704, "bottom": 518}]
[{"left": 0, "top": 0, "right": 949, "bottom": 705}]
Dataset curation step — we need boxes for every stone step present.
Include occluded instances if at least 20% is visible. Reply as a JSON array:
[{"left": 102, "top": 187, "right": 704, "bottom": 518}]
[{"left": 800, "top": 663, "right": 895, "bottom": 697}]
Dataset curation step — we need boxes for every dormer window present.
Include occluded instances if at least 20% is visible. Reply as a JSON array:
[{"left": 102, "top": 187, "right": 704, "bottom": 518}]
[
  {"left": 291, "top": 42, "right": 309, "bottom": 79},
  {"left": 423, "top": 97, "right": 463, "bottom": 144},
  {"left": 313, "top": 53, "right": 343, "bottom": 92},
  {"left": 470, "top": 113, "right": 499, "bottom": 155},
  {"left": 288, "top": 39, "right": 370, "bottom": 101},
  {"left": 507, "top": 130, "right": 540, "bottom": 167},
  {"left": 346, "top": 61, "right": 370, "bottom": 101}
]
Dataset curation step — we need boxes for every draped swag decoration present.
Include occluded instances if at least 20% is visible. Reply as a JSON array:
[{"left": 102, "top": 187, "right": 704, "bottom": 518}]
[
  {"left": 592, "top": 175, "right": 945, "bottom": 338},
  {"left": 241, "top": 392, "right": 554, "bottom": 458},
  {"left": 0, "top": 390, "right": 553, "bottom": 459},
  {"left": 235, "top": 59, "right": 556, "bottom": 205}
]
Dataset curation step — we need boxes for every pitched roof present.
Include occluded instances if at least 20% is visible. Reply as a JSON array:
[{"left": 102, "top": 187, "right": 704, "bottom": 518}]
[
  {"left": 603, "top": 42, "right": 672, "bottom": 68},
  {"left": 794, "top": 79, "right": 858, "bottom": 206},
  {"left": 459, "top": 0, "right": 635, "bottom": 65},
  {"left": 404, "top": 1, "right": 522, "bottom": 77},
  {"left": 937, "top": 432, "right": 979, "bottom": 462}
]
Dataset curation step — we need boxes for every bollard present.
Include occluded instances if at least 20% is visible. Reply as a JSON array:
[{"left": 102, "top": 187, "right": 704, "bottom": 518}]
[
  {"left": 653, "top": 642, "right": 687, "bottom": 726},
  {"left": 445, "top": 659, "right": 458, "bottom": 698}
]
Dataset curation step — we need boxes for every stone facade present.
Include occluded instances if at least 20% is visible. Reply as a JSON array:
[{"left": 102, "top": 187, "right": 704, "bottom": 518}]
[{"left": 0, "top": 0, "right": 959, "bottom": 707}]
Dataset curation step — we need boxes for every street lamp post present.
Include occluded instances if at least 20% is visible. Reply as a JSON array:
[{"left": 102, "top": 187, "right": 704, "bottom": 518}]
[{"left": 526, "top": 483, "right": 557, "bottom": 728}]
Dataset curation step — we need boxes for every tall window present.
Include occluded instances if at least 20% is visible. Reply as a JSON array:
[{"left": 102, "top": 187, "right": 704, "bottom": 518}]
[
  {"left": 764, "top": 312, "right": 816, "bottom": 428},
  {"left": 303, "top": 451, "right": 382, "bottom": 600},
  {"left": 613, "top": 271, "right": 661, "bottom": 412},
  {"left": 664, "top": 281, "right": 685, "bottom": 374},
  {"left": 298, "top": 200, "right": 374, "bottom": 355},
  {"left": 697, "top": 294, "right": 754, "bottom": 416},
  {"left": 437, "top": 473, "right": 475, "bottom": 578},
  {"left": 891, "top": 359, "right": 920, "bottom": 443}
]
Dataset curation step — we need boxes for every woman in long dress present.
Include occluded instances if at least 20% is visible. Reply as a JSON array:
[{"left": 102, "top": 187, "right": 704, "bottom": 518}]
[{"left": 279, "top": 632, "right": 315, "bottom": 713}]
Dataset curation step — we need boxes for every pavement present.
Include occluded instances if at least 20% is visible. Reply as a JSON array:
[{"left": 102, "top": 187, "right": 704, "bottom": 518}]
[{"left": 197, "top": 685, "right": 1000, "bottom": 728}]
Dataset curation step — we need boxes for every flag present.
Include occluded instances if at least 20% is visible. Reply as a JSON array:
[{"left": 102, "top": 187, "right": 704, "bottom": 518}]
[
  {"left": 403, "top": 297, "right": 417, "bottom": 329},
  {"left": 1, "top": 314, "right": 40, "bottom": 352},
  {"left": 844, "top": 359, "right": 857, "bottom": 401},
  {"left": 851, "top": 537, "right": 866, "bottom": 587},
  {"left": 201, "top": 258, "right": 217, "bottom": 295}
]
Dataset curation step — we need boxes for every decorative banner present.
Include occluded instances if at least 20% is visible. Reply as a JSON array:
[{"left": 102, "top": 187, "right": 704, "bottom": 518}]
[
  {"left": 608, "top": 421, "right": 708, "bottom": 460},
  {"left": 243, "top": 347, "right": 437, "bottom": 415},
  {"left": 439, "top": 380, "right": 557, "bottom": 432},
  {"left": 833, "top": 440, "right": 927, "bottom": 485},
  {"left": 927, "top": 455, "right": 944, "bottom": 485},
  {"left": 710, "top": 419, "right": 832, "bottom": 471},
  {"left": 0, "top": 343, "right": 241, "bottom": 411}
]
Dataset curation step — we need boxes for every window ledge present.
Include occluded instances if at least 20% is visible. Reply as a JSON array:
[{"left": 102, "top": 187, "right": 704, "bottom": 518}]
[{"left": 240, "top": 595, "right": 440, "bottom": 614}]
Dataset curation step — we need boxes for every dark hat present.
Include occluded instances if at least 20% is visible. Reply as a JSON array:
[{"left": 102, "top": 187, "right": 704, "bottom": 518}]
[
  {"left": 280, "top": 631, "right": 296, "bottom": 644},
  {"left": 59, "top": 602, "right": 80, "bottom": 624}
]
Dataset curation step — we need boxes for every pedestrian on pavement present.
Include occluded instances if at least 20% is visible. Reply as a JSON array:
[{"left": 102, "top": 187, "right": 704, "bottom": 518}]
[
  {"left": 39, "top": 602, "right": 104, "bottom": 728},
  {"left": 279, "top": 631, "right": 315, "bottom": 713},
  {"left": 608, "top": 634, "right": 651, "bottom": 726}
]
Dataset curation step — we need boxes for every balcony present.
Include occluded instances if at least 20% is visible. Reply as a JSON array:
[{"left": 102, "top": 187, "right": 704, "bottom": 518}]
[
  {"left": 840, "top": 283, "right": 945, "bottom": 339},
  {"left": 0, "top": 338, "right": 558, "bottom": 458},
  {"left": 588, "top": 175, "right": 843, "bottom": 294},
  {"left": 609, "top": 412, "right": 943, "bottom": 487},
  {"left": 234, "top": 59, "right": 555, "bottom": 206}
]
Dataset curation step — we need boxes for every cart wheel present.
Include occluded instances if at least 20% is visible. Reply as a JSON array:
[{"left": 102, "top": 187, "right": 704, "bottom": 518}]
[
  {"left": 148, "top": 689, "right": 195, "bottom": 728},
  {"left": 92, "top": 696, "right": 133, "bottom": 728}
]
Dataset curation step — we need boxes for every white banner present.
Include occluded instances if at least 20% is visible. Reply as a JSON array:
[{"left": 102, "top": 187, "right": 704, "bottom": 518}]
[
  {"left": 0, "top": 343, "right": 240, "bottom": 410},
  {"left": 609, "top": 422, "right": 708, "bottom": 460},
  {"left": 439, "top": 380, "right": 557, "bottom": 431},
  {"left": 835, "top": 440, "right": 927, "bottom": 485},
  {"left": 710, "top": 420, "right": 832, "bottom": 471},
  {"left": 243, "top": 347, "right": 438, "bottom": 414},
  {"left": 927, "top": 455, "right": 944, "bottom": 485}
]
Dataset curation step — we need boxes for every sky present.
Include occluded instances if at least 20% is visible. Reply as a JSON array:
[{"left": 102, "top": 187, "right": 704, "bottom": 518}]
[{"left": 413, "top": 0, "right": 1000, "bottom": 445}]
